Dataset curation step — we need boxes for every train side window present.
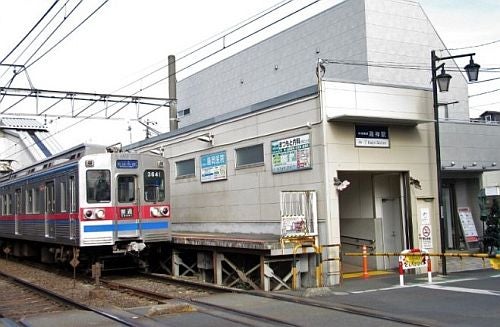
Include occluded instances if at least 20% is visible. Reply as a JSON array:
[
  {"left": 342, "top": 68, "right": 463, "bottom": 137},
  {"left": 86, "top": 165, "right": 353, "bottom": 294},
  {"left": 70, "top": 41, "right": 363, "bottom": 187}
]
[
  {"left": 60, "top": 181, "right": 67, "bottom": 212},
  {"left": 15, "top": 189, "right": 22, "bottom": 214},
  {"left": 2, "top": 194, "right": 7, "bottom": 215},
  {"left": 33, "top": 186, "right": 41, "bottom": 213},
  {"left": 87, "top": 170, "right": 111, "bottom": 203},
  {"left": 45, "top": 182, "right": 55, "bottom": 214},
  {"left": 144, "top": 170, "right": 165, "bottom": 202},
  {"left": 69, "top": 176, "right": 77, "bottom": 212},
  {"left": 26, "top": 189, "right": 33, "bottom": 213},
  {"left": 7, "top": 193, "right": 12, "bottom": 215},
  {"left": 118, "top": 175, "right": 135, "bottom": 203}
]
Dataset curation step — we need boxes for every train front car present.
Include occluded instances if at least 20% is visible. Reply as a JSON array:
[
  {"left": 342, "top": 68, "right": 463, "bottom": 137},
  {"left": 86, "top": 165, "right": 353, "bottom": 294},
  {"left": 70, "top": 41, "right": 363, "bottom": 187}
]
[{"left": 79, "top": 152, "right": 171, "bottom": 270}]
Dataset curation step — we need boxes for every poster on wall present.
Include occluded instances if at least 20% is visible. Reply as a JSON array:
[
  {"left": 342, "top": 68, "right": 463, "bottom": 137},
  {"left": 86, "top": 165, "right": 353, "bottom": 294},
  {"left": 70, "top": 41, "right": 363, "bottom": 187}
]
[
  {"left": 419, "top": 207, "right": 433, "bottom": 250},
  {"left": 200, "top": 151, "right": 227, "bottom": 183},
  {"left": 280, "top": 191, "right": 318, "bottom": 238},
  {"left": 271, "top": 134, "right": 311, "bottom": 173},
  {"left": 457, "top": 207, "right": 479, "bottom": 243},
  {"left": 355, "top": 125, "right": 389, "bottom": 148}
]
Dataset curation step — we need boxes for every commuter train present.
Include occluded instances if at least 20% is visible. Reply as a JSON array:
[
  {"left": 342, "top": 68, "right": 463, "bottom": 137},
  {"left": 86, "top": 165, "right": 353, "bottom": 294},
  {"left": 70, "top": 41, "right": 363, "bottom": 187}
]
[{"left": 0, "top": 144, "right": 171, "bottom": 270}]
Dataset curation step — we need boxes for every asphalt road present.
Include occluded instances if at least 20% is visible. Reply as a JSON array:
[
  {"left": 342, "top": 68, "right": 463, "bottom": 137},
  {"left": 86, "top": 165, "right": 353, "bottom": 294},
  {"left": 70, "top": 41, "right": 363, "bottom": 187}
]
[{"left": 319, "top": 269, "right": 500, "bottom": 327}]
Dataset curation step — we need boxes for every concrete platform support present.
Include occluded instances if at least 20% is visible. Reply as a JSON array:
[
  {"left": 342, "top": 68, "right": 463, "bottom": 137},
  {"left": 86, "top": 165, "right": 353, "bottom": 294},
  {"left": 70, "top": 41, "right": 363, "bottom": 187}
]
[
  {"left": 172, "top": 249, "right": 197, "bottom": 277},
  {"left": 263, "top": 258, "right": 295, "bottom": 291},
  {"left": 322, "top": 244, "right": 342, "bottom": 286}
]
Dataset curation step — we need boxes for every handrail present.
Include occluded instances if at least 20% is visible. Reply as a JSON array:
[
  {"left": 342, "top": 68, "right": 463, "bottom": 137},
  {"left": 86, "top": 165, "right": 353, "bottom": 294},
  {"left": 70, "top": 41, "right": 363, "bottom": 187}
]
[
  {"left": 342, "top": 241, "right": 375, "bottom": 250},
  {"left": 341, "top": 235, "right": 375, "bottom": 244}
]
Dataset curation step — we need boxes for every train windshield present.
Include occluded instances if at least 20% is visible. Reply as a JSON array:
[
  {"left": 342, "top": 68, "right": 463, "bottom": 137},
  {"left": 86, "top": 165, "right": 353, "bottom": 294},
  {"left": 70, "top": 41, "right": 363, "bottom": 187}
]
[
  {"left": 86, "top": 170, "right": 111, "bottom": 203},
  {"left": 144, "top": 170, "right": 165, "bottom": 202}
]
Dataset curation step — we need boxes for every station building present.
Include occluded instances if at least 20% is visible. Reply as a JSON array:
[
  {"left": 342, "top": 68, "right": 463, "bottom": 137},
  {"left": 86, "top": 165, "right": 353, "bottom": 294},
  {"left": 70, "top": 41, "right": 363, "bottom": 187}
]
[{"left": 124, "top": 0, "right": 500, "bottom": 289}]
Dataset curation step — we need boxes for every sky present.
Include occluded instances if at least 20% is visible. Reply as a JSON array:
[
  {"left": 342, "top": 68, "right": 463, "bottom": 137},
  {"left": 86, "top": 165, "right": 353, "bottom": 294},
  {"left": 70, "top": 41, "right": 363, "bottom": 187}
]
[{"left": 0, "top": 0, "right": 499, "bottom": 151}]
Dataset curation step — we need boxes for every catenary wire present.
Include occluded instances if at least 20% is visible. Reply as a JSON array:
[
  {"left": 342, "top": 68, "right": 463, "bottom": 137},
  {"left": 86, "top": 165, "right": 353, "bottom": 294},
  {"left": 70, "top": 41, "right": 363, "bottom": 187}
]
[
  {"left": 0, "top": 0, "right": 73, "bottom": 81},
  {"left": 110, "top": 0, "right": 296, "bottom": 95},
  {"left": 24, "top": 0, "right": 109, "bottom": 70},
  {"left": 0, "top": 0, "right": 60, "bottom": 65},
  {"left": 445, "top": 38, "right": 500, "bottom": 51}
]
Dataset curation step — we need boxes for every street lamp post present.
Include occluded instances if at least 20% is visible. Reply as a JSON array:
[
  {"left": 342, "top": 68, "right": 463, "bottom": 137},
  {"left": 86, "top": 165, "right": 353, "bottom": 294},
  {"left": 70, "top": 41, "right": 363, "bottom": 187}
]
[{"left": 431, "top": 50, "right": 480, "bottom": 275}]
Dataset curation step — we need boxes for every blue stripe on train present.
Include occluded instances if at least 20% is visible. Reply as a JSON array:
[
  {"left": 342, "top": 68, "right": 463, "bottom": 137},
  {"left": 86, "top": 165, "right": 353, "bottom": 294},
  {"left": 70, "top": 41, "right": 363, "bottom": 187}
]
[{"left": 83, "top": 221, "right": 169, "bottom": 233}]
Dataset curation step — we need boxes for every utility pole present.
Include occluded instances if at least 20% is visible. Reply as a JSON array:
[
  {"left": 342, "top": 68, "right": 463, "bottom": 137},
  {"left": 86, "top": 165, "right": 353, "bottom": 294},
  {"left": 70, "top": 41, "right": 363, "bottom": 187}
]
[{"left": 168, "top": 55, "right": 178, "bottom": 132}]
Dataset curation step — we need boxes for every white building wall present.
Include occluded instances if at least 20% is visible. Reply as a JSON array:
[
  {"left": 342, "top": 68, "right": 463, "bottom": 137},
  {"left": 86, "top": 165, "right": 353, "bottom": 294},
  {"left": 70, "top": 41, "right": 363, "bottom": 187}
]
[
  {"left": 159, "top": 96, "right": 325, "bottom": 234},
  {"left": 321, "top": 80, "right": 439, "bottom": 252}
]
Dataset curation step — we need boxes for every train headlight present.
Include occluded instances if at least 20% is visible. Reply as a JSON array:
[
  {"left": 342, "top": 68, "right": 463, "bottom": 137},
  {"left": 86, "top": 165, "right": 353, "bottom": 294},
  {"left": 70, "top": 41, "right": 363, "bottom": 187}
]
[
  {"left": 150, "top": 206, "right": 170, "bottom": 217},
  {"left": 84, "top": 209, "right": 94, "bottom": 219},
  {"left": 150, "top": 207, "right": 161, "bottom": 217},
  {"left": 95, "top": 209, "right": 105, "bottom": 219},
  {"left": 160, "top": 206, "right": 169, "bottom": 216}
]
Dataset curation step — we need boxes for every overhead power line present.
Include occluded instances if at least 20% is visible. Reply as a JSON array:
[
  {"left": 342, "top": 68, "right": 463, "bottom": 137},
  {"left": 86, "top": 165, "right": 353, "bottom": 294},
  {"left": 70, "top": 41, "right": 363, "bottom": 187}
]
[
  {"left": 0, "top": 0, "right": 60, "bottom": 65},
  {"left": 25, "top": 0, "right": 109, "bottom": 70},
  {"left": 469, "top": 88, "right": 500, "bottom": 98},
  {"left": 446, "top": 38, "right": 500, "bottom": 51},
  {"left": 111, "top": 0, "right": 297, "bottom": 95},
  {"left": 0, "top": 86, "right": 171, "bottom": 114}
]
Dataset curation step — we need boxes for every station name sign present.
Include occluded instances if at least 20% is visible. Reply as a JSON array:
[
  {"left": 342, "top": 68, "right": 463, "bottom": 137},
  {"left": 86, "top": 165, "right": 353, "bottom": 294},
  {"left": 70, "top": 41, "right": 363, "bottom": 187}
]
[
  {"left": 355, "top": 125, "right": 389, "bottom": 148},
  {"left": 200, "top": 151, "right": 227, "bottom": 183}
]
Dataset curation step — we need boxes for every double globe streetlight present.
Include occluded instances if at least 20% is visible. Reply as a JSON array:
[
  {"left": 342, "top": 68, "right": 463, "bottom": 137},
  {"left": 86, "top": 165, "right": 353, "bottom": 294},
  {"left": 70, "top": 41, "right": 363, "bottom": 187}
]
[{"left": 431, "top": 50, "right": 480, "bottom": 275}]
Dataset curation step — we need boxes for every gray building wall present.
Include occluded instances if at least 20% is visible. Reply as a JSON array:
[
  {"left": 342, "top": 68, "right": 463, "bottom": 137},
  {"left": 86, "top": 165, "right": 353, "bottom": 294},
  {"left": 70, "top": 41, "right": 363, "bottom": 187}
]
[
  {"left": 440, "top": 121, "right": 500, "bottom": 171},
  {"left": 177, "top": 0, "right": 470, "bottom": 127}
]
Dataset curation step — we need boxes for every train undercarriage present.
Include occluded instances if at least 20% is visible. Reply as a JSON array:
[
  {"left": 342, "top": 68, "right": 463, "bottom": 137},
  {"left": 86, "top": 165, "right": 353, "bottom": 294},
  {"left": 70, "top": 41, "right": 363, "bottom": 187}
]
[{"left": 0, "top": 238, "right": 172, "bottom": 273}]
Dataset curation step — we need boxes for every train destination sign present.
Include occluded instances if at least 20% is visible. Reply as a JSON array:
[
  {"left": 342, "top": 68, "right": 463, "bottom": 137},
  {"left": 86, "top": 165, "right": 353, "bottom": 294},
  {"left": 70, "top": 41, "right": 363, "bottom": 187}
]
[
  {"left": 355, "top": 125, "right": 389, "bottom": 148},
  {"left": 271, "top": 134, "right": 311, "bottom": 173},
  {"left": 200, "top": 151, "right": 227, "bottom": 183},
  {"left": 116, "top": 160, "right": 139, "bottom": 169}
]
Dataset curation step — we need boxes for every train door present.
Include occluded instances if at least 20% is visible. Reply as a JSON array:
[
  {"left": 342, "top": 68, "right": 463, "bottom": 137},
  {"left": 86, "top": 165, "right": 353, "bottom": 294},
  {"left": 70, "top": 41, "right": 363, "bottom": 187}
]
[
  {"left": 68, "top": 176, "right": 78, "bottom": 240},
  {"left": 14, "top": 188, "right": 21, "bottom": 235},
  {"left": 45, "top": 181, "right": 56, "bottom": 238},
  {"left": 116, "top": 174, "right": 140, "bottom": 238}
]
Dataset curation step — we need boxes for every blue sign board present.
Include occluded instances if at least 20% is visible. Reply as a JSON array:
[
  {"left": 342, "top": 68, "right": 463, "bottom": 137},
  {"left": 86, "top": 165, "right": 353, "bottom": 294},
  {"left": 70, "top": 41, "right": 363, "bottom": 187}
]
[
  {"left": 200, "top": 151, "right": 227, "bottom": 182},
  {"left": 116, "top": 160, "right": 139, "bottom": 169}
]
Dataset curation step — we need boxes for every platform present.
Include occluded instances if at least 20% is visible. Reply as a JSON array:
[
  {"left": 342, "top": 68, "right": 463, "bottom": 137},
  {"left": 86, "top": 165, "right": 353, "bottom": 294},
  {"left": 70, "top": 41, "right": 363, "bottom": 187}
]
[{"left": 169, "top": 231, "right": 329, "bottom": 291}]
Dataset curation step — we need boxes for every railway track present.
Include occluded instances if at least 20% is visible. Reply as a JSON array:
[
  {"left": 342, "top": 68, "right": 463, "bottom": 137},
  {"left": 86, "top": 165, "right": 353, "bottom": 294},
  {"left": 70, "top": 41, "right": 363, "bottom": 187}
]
[
  {"left": 0, "top": 272, "right": 73, "bottom": 320},
  {"left": 0, "top": 258, "right": 434, "bottom": 326},
  {"left": 0, "top": 270, "right": 149, "bottom": 326},
  {"left": 103, "top": 273, "right": 432, "bottom": 326}
]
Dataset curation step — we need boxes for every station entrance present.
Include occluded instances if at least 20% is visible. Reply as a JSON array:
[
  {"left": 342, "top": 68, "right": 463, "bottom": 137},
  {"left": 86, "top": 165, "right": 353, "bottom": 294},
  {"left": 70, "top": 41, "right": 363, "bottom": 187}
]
[{"left": 337, "top": 171, "right": 412, "bottom": 272}]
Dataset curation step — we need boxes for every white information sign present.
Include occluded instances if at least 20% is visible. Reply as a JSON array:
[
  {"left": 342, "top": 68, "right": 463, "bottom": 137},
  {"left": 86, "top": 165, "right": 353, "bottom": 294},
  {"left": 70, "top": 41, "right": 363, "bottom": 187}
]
[
  {"left": 457, "top": 207, "right": 479, "bottom": 243},
  {"left": 419, "top": 208, "right": 433, "bottom": 250},
  {"left": 271, "top": 134, "right": 311, "bottom": 173}
]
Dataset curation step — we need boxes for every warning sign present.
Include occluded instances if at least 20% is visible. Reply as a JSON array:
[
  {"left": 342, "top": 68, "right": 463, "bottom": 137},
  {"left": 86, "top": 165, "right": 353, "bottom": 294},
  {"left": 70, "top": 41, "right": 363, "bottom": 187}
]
[
  {"left": 457, "top": 207, "right": 479, "bottom": 243},
  {"left": 400, "top": 249, "right": 428, "bottom": 270},
  {"left": 419, "top": 208, "right": 432, "bottom": 250}
]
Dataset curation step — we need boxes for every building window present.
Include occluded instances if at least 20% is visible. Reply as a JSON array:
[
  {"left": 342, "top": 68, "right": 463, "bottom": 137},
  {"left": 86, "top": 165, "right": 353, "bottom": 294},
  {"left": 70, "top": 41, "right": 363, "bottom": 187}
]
[
  {"left": 176, "top": 159, "right": 195, "bottom": 177},
  {"left": 236, "top": 144, "right": 264, "bottom": 168},
  {"left": 177, "top": 108, "right": 191, "bottom": 118}
]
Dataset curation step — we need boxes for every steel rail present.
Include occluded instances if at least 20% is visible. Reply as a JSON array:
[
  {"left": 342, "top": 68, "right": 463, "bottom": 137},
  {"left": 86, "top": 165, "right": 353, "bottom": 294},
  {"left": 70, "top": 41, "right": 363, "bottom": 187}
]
[
  {"left": 0, "top": 270, "right": 147, "bottom": 327},
  {"left": 100, "top": 276, "right": 299, "bottom": 327},
  {"left": 122, "top": 273, "right": 433, "bottom": 326}
]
